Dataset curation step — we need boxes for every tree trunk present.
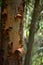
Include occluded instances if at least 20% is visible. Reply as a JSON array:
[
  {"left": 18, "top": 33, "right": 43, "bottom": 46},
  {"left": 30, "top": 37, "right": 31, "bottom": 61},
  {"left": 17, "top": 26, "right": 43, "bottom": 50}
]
[
  {"left": 24, "top": 0, "right": 41, "bottom": 65},
  {"left": 1, "top": 0, "right": 24, "bottom": 65}
]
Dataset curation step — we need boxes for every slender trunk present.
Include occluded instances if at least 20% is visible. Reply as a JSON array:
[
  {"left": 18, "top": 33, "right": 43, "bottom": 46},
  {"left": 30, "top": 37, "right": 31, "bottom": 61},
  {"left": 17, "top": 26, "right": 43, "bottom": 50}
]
[{"left": 24, "top": 0, "right": 41, "bottom": 65}]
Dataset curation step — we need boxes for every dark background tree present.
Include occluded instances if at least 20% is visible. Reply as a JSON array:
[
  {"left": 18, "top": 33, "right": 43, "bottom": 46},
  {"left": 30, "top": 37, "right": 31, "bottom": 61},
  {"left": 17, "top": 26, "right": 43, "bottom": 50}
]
[{"left": 24, "top": 0, "right": 43, "bottom": 65}]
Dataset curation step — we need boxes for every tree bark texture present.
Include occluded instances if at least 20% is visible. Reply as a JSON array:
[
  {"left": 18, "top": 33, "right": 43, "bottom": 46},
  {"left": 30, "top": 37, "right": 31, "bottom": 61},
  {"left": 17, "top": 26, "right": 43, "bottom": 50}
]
[{"left": 1, "top": 0, "right": 24, "bottom": 65}]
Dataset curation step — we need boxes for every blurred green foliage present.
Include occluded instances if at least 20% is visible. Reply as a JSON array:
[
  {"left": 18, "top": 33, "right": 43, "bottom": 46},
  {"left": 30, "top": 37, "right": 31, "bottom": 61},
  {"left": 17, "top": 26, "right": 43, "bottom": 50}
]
[
  {"left": 23, "top": 0, "right": 43, "bottom": 65},
  {"left": 0, "top": 0, "right": 2, "bottom": 6}
]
